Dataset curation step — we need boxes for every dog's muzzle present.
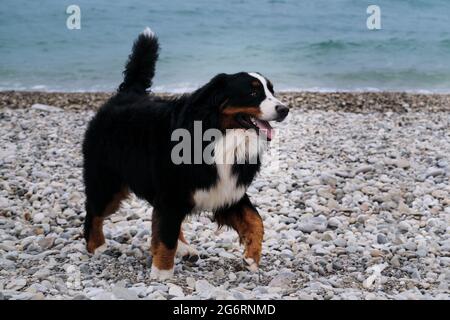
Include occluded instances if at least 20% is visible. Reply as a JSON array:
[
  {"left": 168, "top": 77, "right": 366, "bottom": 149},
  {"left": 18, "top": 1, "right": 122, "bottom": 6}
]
[{"left": 275, "top": 104, "right": 289, "bottom": 122}]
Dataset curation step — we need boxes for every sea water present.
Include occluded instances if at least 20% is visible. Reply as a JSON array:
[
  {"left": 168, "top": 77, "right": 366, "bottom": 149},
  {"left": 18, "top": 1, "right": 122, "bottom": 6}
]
[{"left": 1, "top": 0, "right": 449, "bottom": 92}]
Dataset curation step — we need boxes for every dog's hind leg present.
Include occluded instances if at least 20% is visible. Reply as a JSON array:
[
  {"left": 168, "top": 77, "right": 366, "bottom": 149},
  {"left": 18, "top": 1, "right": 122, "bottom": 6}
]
[
  {"left": 85, "top": 189, "right": 128, "bottom": 254},
  {"left": 214, "top": 194, "right": 263, "bottom": 272},
  {"left": 84, "top": 168, "right": 128, "bottom": 254},
  {"left": 176, "top": 227, "right": 199, "bottom": 263}
]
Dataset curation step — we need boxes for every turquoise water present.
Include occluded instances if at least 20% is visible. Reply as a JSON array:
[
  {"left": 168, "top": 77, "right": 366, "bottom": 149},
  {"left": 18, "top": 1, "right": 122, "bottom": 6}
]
[{"left": 1, "top": 0, "right": 450, "bottom": 92}]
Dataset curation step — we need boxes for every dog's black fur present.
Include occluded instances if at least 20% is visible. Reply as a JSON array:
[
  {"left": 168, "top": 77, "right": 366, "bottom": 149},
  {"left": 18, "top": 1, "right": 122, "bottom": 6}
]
[{"left": 82, "top": 29, "right": 288, "bottom": 261}]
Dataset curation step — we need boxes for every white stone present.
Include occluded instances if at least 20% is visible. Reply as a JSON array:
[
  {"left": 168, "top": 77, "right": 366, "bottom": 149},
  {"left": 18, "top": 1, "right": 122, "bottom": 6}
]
[{"left": 31, "top": 104, "right": 62, "bottom": 112}]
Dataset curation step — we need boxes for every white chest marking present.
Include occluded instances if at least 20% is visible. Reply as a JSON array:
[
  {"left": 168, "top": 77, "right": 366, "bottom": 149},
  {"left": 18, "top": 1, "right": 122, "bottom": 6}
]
[{"left": 193, "top": 130, "right": 265, "bottom": 211}]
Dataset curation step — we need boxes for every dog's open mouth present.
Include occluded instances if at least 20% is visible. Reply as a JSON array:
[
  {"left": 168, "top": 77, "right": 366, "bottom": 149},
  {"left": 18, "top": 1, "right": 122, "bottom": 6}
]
[{"left": 236, "top": 114, "right": 274, "bottom": 140}]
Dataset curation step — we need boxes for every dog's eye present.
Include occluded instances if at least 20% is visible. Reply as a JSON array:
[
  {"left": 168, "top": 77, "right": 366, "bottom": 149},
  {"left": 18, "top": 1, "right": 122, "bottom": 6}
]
[{"left": 250, "top": 91, "right": 258, "bottom": 97}]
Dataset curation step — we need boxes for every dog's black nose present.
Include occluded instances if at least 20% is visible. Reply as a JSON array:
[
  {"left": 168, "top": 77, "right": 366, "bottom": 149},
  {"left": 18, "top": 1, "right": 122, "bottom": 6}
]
[{"left": 275, "top": 105, "right": 289, "bottom": 121}]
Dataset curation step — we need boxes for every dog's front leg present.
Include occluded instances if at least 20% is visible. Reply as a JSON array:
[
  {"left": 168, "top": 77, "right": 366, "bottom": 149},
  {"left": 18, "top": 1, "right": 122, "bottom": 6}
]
[
  {"left": 150, "top": 207, "right": 184, "bottom": 280},
  {"left": 214, "top": 194, "right": 264, "bottom": 272}
]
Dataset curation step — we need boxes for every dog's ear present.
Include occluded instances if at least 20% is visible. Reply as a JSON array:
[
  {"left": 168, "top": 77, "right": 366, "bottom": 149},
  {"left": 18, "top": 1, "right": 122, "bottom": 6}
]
[{"left": 191, "top": 73, "right": 228, "bottom": 108}]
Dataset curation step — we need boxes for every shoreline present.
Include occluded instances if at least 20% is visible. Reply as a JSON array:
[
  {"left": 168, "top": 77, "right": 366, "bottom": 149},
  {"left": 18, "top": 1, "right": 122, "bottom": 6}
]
[{"left": 1, "top": 90, "right": 450, "bottom": 113}]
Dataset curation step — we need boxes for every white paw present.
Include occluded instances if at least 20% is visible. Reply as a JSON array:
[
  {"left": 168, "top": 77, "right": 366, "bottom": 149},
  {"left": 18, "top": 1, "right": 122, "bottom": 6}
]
[
  {"left": 176, "top": 240, "right": 199, "bottom": 262},
  {"left": 244, "top": 257, "right": 258, "bottom": 272},
  {"left": 93, "top": 243, "right": 107, "bottom": 255},
  {"left": 150, "top": 265, "right": 174, "bottom": 281}
]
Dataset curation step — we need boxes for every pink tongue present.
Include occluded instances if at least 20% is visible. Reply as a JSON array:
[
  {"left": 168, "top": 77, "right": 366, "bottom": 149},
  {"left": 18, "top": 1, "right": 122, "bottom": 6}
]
[{"left": 254, "top": 119, "right": 274, "bottom": 140}]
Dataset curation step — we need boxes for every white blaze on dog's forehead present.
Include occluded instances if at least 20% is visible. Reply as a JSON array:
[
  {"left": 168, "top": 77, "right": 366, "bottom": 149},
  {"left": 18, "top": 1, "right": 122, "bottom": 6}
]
[
  {"left": 248, "top": 72, "right": 282, "bottom": 120},
  {"left": 142, "top": 27, "right": 155, "bottom": 38},
  {"left": 248, "top": 72, "right": 279, "bottom": 102}
]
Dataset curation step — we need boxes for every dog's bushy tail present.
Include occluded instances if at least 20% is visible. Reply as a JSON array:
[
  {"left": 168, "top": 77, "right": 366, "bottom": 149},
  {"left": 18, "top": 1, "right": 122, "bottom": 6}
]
[{"left": 118, "top": 27, "right": 159, "bottom": 93}]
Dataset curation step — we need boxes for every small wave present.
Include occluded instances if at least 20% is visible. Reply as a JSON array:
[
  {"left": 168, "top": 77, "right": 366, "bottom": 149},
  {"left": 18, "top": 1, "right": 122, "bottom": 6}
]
[
  {"left": 307, "top": 40, "right": 361, "bottom": 52},
  {"left": 440, "top": 39, "right": 450, "bottom": 48},
  {"left": 305, "top": 38, "right": 424, "bottom": 57},
  {"left": 278, "top": 87, "right": 450, "bottom": 94}
]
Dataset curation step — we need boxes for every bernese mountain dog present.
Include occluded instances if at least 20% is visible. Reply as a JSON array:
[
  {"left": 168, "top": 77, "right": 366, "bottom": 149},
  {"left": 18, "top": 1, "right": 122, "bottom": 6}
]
[{"left": 82, "top": 27, "right": 289, "bottom": 280}]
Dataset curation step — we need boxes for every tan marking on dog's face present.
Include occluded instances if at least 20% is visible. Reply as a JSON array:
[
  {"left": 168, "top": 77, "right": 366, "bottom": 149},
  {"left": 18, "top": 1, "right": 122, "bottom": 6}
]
[
  {"left": 252, "top": 80, "right": 262, "bottom": 88},
  {"left": 220, "top": 106, "right": 262, "bottom": 129},
  {"left": 222, "top": 106, "right": 261, "bottom": 116}
]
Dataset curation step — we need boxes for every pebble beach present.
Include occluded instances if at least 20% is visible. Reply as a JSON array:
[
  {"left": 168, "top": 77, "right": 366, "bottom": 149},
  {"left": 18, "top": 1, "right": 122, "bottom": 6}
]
[{"left": 0, "top": 91, "right": 449, "bottom": 300}]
